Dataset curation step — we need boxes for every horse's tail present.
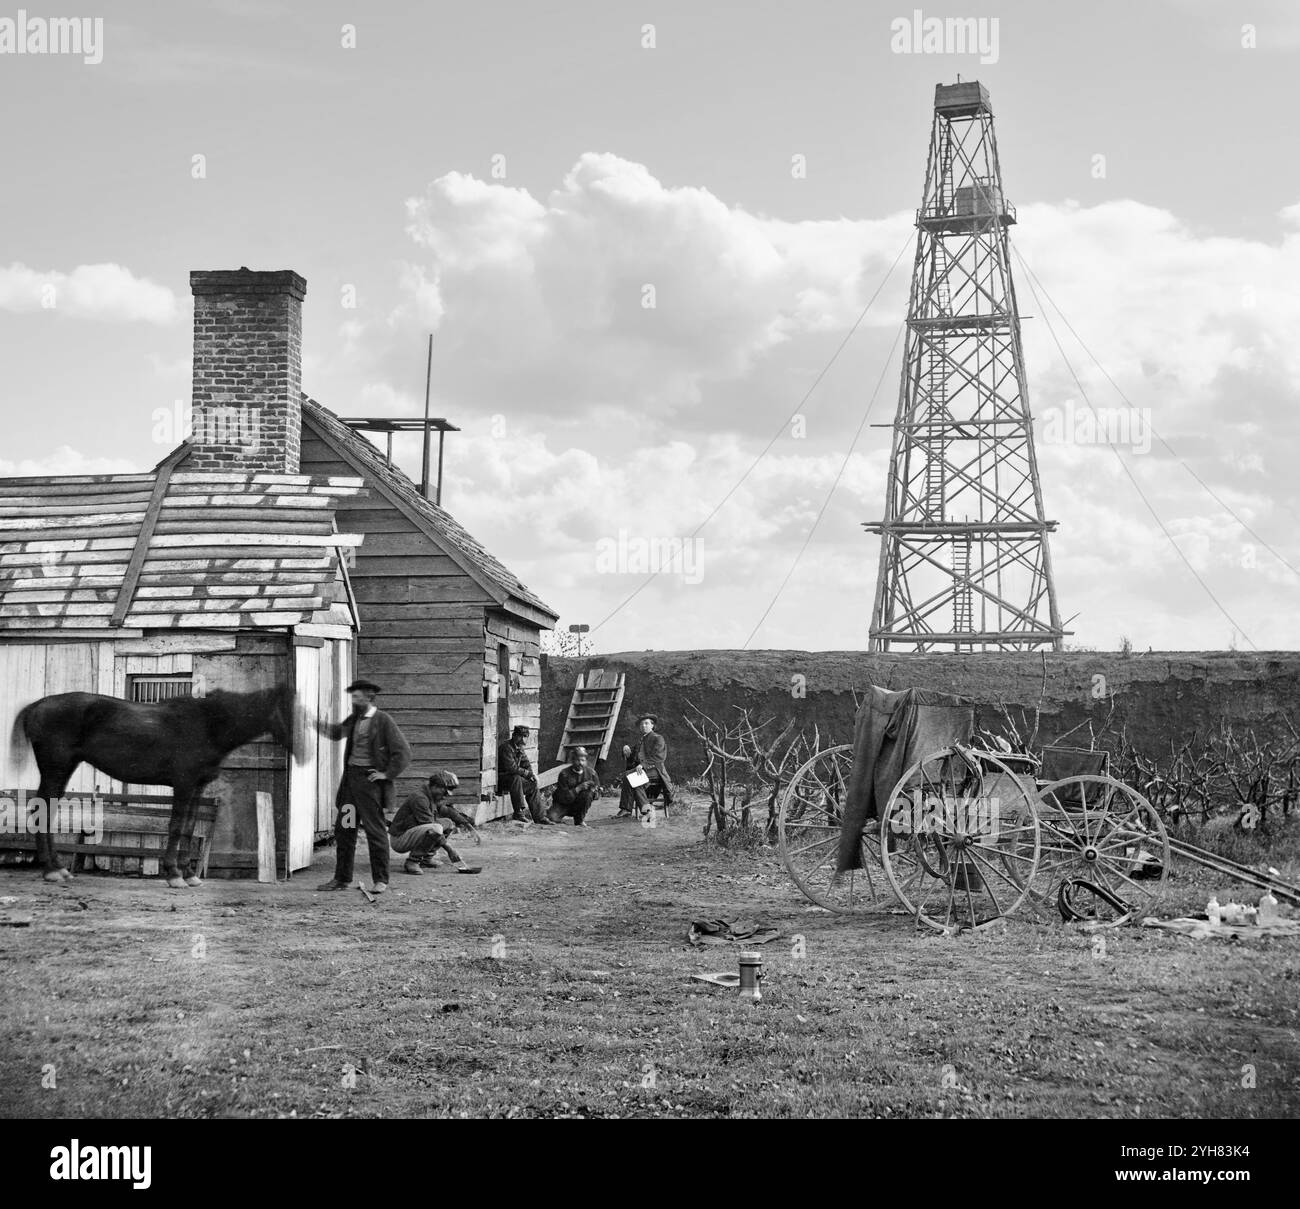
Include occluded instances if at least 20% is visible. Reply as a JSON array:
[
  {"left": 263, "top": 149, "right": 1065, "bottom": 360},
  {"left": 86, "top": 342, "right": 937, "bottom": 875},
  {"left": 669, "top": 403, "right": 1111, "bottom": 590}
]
[{"left": 9, "top": 702, "right": 33, "bottom": 768}]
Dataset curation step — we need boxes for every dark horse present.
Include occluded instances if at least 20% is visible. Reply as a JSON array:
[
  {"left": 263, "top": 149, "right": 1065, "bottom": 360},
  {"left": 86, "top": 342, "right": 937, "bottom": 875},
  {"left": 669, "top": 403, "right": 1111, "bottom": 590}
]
[{"left": 9, "top": 683, "right": 299, "bottom": 888}]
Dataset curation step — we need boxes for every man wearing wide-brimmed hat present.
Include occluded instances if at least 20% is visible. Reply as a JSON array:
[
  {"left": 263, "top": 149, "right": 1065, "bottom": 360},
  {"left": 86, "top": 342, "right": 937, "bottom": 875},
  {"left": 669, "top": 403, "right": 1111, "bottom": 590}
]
[
  {"left": 316, "top": 679, "right": 412, "bottom": 893},
  {"left": 618, "top": 714, "right": 674, "bottom": 817}
]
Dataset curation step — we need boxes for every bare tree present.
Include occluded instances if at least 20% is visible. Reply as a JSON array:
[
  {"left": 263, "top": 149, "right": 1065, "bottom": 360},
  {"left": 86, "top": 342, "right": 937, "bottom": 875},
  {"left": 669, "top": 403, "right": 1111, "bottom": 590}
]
[{"left": 684, "top": 703, "right": 823, "bottom": 839}]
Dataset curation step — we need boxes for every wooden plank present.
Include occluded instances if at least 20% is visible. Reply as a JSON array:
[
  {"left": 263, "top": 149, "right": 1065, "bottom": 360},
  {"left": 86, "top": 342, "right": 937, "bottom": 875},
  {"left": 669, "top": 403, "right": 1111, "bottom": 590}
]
[
  {"left": 170, "top": 471, "right": 363, "bottom": 487},
  {"left": 0, "top": 549, "right": 136, "bottom": 567},
  {"left": 111, "top": 448, "right": 187, "bottom": 628},
  {"left": 256, "top": 790, "right": 276, "bottom": 883},
  {"left": 141, "top": 554, "right": 332, "bottom": 570},
  {"left": 287, "top": 647, "right": 320, "bottom": 872},
  {"left": 317, "top": 638, "right": 346, "bottom": 836},
  {"left": 153, "top": 518, "right": 336, "bottom": 536},
  {"left": 0, "top": 474, "right": 156, "bottom": 492},
  {"left": 0, "top": 512, "right": 146, "bottom": 532},
  {"left": 163, "top": 494, "right": 336, "bottom": 509},
  {"left": 0, "top": 622, "right": 145, "bottom": 636},
  {"left": 356, "top": 604, "right": 485, "bottom": 622},
  {"left": 11, "top": 537, "right": 137, "bottom": 553},
  {"left": 0, "top": 644, "right": 45, "bottom": 787},
  {"left": 136, "top": 570, "right": 331, "bottom": 587},
  {"left": 0, "top": 525, "right": 143, "bottom": 542},
  {"left": 0, "top": 573, "right": 130, "bottom": 591},
  {"left": 1, "top": 602, "right": 114, "bottom": 617},
  {"left": 150, "top": 533, "right": 362, "bottom": 548},
  {"left": 353, "top": 554, "right": 466, "bottom": 577},
  {"left": 359, "top": 625, "right": 484, "bottom": 646},
  {"left": 167, "top": 479, "right": 362, "bottom": 495},
  {"left": 4, "top": 588, "right": 117, "bottom": 605},
  {"left": 0, "top": 497, "right": 153, "bottom": 516},
  {"left": 349, "top": 531, "right": 449, "bottom": 556},
  {"left": 114, "top": 634, "right": 240, "bottom": 655}
]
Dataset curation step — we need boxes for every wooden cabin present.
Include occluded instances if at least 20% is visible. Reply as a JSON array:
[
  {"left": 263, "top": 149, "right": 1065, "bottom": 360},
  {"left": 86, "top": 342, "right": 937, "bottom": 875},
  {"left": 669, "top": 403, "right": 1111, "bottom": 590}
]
[
  {"left": 0, "top": 455, "right": 363, "bottom": 877},
  {"left": 1, "top": 266, "right": 556, "bottom": 880},
  {"left": 297, "top": 402, "right": 559, "bottom": 817},
  {"left": 174, "top": 267, "right": 556, "bottom": 821}
]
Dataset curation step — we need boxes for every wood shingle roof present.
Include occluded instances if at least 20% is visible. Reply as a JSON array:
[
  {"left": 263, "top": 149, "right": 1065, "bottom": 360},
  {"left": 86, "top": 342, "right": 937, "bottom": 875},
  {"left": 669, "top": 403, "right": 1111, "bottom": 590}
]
[{"left": 0, "top": 463, "right": 364, "bottom": 638}]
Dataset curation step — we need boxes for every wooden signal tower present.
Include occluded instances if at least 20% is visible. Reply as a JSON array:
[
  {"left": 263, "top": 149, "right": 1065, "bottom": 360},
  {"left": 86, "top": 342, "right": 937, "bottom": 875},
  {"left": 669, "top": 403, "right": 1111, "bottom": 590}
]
[{"left": 866, "top": 81, "right": 1064, "bottom": 651}]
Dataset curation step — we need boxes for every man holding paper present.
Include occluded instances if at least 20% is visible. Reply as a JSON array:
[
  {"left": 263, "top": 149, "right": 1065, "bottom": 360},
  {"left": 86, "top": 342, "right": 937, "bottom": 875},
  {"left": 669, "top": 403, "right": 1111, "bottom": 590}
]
[{"left": 618, "top": 714, "right": 674, "bottom": 817}]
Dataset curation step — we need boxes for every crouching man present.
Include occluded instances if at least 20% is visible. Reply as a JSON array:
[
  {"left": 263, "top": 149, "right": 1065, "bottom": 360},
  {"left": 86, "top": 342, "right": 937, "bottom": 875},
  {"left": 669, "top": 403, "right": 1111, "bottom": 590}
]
[
  {"left": 547, "top": 746, "right": 600, "bottom": 828},
  {"left": 390, "top": 771, "right": 481, "bottom": 875}
]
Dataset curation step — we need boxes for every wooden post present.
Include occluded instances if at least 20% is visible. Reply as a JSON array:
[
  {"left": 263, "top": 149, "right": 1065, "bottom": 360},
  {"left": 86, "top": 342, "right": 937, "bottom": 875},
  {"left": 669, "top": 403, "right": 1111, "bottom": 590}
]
[
  {"left": 435, "top": 427, "right": 445, "bottom": 506},
  {"left": 420, "top": 333, "right": 433, "bottom": 497},
  {"left": 256, "top": 791, "right": 276, "bottom": 883}
]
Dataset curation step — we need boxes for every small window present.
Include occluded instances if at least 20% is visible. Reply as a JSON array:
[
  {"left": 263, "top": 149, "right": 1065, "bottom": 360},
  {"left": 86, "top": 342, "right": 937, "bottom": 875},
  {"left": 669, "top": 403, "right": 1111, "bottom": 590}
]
[{"left": 129, "top": 675, "right": 194, "bottom": 704}]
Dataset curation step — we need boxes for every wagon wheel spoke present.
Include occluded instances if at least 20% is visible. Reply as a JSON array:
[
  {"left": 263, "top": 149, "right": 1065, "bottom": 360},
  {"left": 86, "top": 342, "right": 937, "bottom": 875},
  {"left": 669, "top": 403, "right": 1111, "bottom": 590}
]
[
  {"left": 786, "top": 833, "right": 840, "bottom": 860},
  {"left": 779, "top": 745, "right": 894, "bottom": 915},
  {"left": 1031, "top": 776, "right": 1169, "bottom": 924}
]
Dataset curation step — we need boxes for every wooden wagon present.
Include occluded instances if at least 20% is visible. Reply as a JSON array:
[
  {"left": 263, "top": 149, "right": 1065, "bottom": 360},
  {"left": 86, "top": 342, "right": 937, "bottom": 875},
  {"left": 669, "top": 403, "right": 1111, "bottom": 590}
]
[{"left": 774, "top": 687, "right": 1182, "bottom": 933}]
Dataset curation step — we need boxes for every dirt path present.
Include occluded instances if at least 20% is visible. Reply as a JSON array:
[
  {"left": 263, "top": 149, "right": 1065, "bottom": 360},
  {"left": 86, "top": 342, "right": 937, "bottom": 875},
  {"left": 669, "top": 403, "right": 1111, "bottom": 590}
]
[{"left": 2, "top": 796, "right": 1298, "bottom": 1118}]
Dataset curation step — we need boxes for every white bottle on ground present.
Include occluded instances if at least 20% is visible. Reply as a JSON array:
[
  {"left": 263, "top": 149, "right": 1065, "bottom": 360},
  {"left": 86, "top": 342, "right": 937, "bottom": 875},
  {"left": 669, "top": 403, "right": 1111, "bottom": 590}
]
[
  {"left": 1206, "top": 896, "right": 1221, "bottom": 926},
  {"left": 1258, "top": 889, "right": 1279, "bottom": 924}
]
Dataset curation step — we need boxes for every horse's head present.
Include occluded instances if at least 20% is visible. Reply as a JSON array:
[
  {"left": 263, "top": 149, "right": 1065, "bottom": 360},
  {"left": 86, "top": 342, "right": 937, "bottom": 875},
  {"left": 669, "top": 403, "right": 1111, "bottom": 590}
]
[{"left": 268, "top": 682, "right": 307, "bottom": 766}]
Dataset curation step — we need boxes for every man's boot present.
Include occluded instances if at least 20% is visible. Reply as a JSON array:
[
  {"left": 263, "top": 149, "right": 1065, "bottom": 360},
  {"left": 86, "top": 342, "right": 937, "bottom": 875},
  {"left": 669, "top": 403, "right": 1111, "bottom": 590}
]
[{"left": 403, "top": 859, "right": 422, "bottom": 875}]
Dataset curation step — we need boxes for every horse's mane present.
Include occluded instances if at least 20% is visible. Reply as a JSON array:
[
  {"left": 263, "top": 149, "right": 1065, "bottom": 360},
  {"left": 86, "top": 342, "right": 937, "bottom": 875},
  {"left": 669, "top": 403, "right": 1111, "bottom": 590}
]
[{"left": 193, "top": 683, "right": 293, "bottom": 744}]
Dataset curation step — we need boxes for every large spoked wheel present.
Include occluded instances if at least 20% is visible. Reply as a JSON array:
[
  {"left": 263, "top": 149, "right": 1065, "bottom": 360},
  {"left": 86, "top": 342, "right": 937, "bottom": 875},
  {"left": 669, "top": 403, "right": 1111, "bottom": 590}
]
[
  {"left": 1028, "top": 776, "right": 1170, "bottom": 925},
  {"left": 879, "top": 747, "right": 1040, "bottom": 933},
  {"left": 778, "top": 744, "right": 891, "bottom": 914}
]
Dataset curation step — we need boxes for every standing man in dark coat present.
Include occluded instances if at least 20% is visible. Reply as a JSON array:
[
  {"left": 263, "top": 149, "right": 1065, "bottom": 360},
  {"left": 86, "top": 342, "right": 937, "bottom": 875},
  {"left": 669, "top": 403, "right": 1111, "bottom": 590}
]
[
  {"left": 316, "top": 679, "right": 412, "bottom": 894},
  {"left": 619, "top": 714, "right": 674, "bottom": 816},
  {"left": 547, "top": 746, "right": 600, "bottom": 827},
  {"left": 497, "top": 724, "right": 551, "bottom": 824}
]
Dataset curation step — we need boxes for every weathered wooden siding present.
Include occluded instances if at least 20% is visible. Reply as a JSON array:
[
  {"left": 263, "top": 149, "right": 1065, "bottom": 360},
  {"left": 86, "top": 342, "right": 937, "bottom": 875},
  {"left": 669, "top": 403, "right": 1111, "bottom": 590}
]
[
  {"left": 0, "top": 640, "right": 115, "bottom": 793},
  {"left": 0, "top": 631, "right": 343, "bottom": 878},
  {"left": 479, "top": 609, "right": 545, "bottom": 821},
  {"left": 300, "top": 432, "right": 490, "bottom": 803},
  {"left": 196, "top": 634, "right": 290, "bottom": 877}
]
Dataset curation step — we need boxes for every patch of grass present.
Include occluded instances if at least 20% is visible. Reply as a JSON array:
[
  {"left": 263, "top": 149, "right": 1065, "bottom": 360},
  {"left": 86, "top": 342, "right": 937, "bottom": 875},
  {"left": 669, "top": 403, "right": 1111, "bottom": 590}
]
[
  {"left": 1, "top": 791, "right": 1297, "bottom": 1119},
  {"left": 704, "top": 821, "right": 770, "bottom": 852},
  {"left": 1171, "top": 814, "right": 1300, "bottom": 884}
]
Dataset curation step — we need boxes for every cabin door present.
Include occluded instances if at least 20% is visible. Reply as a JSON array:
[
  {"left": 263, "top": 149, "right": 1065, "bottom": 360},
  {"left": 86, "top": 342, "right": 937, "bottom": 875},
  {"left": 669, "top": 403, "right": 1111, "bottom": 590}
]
[{"left": 194, "top": 644, "right": 289, "bottom": 878}]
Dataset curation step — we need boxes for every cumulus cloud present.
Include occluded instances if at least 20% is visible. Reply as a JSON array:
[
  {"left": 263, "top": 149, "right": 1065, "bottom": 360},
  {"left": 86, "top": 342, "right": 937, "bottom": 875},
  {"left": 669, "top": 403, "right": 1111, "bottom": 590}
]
[
  {"left": 0, "top": 446, "right": 139, "bottom": 478},
  {"left": 325, "top": 156, "right": 1300, "bottom": 650},
  {"left": 0, "top": 262, "right": 178, "bottom": 323},
  {"left": 392, "top": 153, "right": 909, "bottom": 420}
]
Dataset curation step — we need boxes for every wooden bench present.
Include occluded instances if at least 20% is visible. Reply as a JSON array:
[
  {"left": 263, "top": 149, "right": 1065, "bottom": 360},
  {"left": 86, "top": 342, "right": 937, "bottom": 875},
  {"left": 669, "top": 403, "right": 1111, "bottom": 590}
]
[{"left": 0, "top": 792, "right": 219, "bottom": 877}]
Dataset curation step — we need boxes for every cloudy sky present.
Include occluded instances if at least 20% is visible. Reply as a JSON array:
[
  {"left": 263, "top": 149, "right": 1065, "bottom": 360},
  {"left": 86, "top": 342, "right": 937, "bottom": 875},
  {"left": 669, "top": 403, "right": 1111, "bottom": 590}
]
[{"left": 2, "top": 0, "right": 1298, "bottom": 651}]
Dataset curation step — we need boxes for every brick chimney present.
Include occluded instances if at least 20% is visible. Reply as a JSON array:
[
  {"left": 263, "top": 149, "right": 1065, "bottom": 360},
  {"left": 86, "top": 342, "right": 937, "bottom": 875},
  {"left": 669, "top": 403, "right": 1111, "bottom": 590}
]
[{"left": 188, "top": 268, "right": 306, "bottom": 474}]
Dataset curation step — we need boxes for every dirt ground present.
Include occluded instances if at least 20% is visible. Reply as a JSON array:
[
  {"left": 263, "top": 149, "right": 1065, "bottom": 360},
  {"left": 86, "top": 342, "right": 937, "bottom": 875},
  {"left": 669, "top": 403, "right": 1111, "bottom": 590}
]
[{"left": 1, "top": 792, "right": 1297, "bottom": 1119}]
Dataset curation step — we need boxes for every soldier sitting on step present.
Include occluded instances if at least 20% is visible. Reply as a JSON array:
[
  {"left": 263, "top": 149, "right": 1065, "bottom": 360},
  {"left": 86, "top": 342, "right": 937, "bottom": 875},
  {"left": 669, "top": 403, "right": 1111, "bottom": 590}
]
[{"left": 497, "top": 724, "right": 552, "bottom": 824}]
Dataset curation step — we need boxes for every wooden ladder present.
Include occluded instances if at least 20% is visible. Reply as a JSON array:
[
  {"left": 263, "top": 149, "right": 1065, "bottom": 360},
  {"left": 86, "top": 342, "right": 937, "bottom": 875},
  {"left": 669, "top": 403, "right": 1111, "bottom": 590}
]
[{"left": 556, "top": 668, "right": 626, "bottom": 762}]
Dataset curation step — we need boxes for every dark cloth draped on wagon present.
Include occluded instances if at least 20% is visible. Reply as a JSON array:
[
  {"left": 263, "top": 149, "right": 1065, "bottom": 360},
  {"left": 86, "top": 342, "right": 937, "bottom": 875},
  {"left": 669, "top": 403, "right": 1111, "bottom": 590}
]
[{"left": 835, "top": 686, "right": 975, "bottom": 875}]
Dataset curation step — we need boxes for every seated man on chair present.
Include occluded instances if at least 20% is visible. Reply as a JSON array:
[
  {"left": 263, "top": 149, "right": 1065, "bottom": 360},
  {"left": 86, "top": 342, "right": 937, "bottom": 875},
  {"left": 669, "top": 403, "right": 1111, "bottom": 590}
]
[
  {"left": 619, "top": 714, "right": 674, "bottom": 817},
  {"left": 390, "top": 770, "right": 481, "bottom": 875},
  {"left": 547, "top": 746, "right": 601, "bottom": 827}
]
